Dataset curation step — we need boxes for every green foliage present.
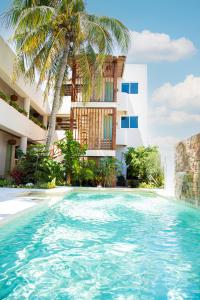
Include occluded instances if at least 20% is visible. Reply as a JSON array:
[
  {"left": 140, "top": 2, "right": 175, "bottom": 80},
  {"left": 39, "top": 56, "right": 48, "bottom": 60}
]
[
  {"left": 0, "top": 91, "right": 10, "bottom": 102},
  {"left": 15, "top": 144, "right": 64, "bottom": 185},
  {"left": 10, "top": 101, "right": 28, "bottom": 116},
  {"left": 97, "top": 157, "right": 122, "bottom": 187},
  {"left": 117, "top": 174, "right": 126, "bottom": 187},
  {"left": 0, "top": 90, "right": 27, "bottom": 116},
  {"left": 73, "top": 159, "right": 96, "bottom": 186},
  {"left": 57, "top": 131, "right": 87, "bottom": 185},
  {"left": 139, "top": 182, "right": 157, "bottom": 189},
  {"left": 37, "top": 178, "right": 56, "bottom": 189},
  {"left": 0, "top": 178, "right": 14, "bottom": 187},
  {"left": 29, "top": 115, "right": 46, "bottom": 129},
  {"left": 124, "top": 146, "right": 164, "bottom": 188}
]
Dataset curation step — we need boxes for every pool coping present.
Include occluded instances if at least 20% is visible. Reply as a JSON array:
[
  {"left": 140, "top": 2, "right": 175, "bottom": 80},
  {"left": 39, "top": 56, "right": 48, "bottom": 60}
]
[{"left": 0, "top": 186, "right": 173, "bottom": 226}]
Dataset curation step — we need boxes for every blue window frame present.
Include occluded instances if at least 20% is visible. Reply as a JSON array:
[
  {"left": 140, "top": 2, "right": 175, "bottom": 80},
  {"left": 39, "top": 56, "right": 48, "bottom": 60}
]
[
  {"left": 130, "top": 116, "right": 138, "bottom": 128},
  {"left": 121, "top": 116, "right": 138, "bottom": 128},
  {"left": 121, "top": 82, "right": 139, "bottom": 94},
  {"left": 121, "top": 116, "right": 129, "bottom": 128},
  {"left": 130, "top": 83, "right": 138, "bottom": 94},
  {"left": 121, "top": 83, "right": 129, "bottom": 94}
]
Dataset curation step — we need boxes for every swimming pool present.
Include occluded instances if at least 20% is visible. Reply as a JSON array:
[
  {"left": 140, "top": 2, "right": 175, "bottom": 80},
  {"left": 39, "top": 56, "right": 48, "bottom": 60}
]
[{"left": 0, "top": 190, "right": 200, "bottom": 299}]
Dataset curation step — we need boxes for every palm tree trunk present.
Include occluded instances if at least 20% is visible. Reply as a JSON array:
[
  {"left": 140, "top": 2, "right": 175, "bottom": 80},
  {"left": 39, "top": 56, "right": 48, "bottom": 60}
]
[{"left": 46, "top": 46, "right": 69, "bottom": 150}]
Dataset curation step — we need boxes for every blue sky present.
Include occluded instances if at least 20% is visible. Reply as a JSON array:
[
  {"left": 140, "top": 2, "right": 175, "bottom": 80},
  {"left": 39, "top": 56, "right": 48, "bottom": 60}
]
[{"left": 0, "top": 0, "right": 200, "bottom": 149}]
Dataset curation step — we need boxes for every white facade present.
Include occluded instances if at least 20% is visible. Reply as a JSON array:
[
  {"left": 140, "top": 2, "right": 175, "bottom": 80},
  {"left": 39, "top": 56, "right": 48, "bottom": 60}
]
[{"left": 116, "top": 64, "right": 148, "bottom": 175}]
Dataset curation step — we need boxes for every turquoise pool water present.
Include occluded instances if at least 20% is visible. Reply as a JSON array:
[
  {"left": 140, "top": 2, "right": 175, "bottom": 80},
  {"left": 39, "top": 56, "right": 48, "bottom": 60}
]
[{"left": 0, "top": 191, "right": 200, "bottom": 299}]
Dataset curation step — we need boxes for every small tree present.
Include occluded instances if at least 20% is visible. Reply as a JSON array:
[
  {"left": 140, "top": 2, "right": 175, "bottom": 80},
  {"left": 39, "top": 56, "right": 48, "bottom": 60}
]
[{"left": 57, "top": 131, "right": 87, "bottom": 185}]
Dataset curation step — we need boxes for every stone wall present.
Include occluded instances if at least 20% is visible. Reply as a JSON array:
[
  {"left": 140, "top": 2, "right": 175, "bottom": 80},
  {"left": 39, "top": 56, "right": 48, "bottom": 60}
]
[{"left": 175, "top": 133, "right": 200, "bottom": 206}]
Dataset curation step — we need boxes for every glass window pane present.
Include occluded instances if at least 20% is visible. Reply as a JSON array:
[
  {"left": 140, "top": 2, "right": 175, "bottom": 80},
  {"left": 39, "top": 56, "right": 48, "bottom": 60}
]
[
  {"left": 130, "top": 83, "right": 138, "bottom": 94},
  {"left": 121, "top": 83, "right": 130, "bottom": 94},
  {"left": 104, "top": 82, "right": 114, "bottom": 102},
  {"left": 121, "top": 116, "right": 129, "bottom": 128},
  {"left": 130, "top": 116, "right": 138, "bottom": 128}
]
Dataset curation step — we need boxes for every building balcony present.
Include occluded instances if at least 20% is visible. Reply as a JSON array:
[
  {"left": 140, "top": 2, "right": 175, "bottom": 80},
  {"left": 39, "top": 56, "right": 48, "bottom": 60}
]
[{"left": 0, "top": 98, "right": 46, "bottom": 142}]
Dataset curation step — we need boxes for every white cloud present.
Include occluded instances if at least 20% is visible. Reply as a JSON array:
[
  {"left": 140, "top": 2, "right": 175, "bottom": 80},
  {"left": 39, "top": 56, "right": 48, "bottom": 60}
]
[
  {"left": 150, "top": 106, "right": 200, "bottom": 125},
  {"left": 127, "top": 30, "right": 197, "bottom": 63},
  {"left": 153, "top": 75, "right": 200, "bottom": 109}
]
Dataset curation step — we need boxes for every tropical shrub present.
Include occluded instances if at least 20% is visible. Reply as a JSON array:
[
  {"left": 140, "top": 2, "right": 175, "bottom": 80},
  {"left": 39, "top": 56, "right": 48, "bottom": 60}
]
[
  {"left": 57, "top": 131, "right": 87, "bottom": 185},
  {"left": 72, "top": 159, "right": 96, "bottom": 186},
  {"left": 97, "top": 157, "right": 122, "bottom": 187},
  {"left": 0, "top": 178, "right": 14, "bottom": 187},
  {"left": 124, "top": 146, "right": 164, "bottom": 188},
  {"left": 13, "top": 144, "right": 64, "bottom": 185},
  {"left": 37, "top": 178, "right": 56, "bottom": 189},
  {"left": 117, "top": 174, "right": 126, "bottom": 187},
  {"left": 10, "top": 169, "right": 23, "bottom": 185}
]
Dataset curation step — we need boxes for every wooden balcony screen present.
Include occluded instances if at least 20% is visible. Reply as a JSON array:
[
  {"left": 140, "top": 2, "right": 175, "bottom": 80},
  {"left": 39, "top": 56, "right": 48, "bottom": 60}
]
[
  {"left": 64, "top": 57, "right": 120, "bottom": 102},
  {"left": 71, "top": 107, "right": 116, "bottom": 150}
]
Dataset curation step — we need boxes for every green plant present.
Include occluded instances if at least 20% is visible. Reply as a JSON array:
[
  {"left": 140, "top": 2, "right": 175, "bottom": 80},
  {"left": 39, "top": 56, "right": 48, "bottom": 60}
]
[
  {"left": 0, "top": 178, "right": 14, "bottom": 187},
  {"left": 117, "top": 174, "right": 126, "bottom": 187},
  {"left": 0, "top": 91, "right": 10, "bottom": 102},
  {"left": 139, "top": 182, "right": 157, "bottom": 188},
  {"left": 15, "top": 144, "right": 64, "bottom": 184},
  {"left": 124, "top": 146, "right": 164, "bottom": 188},
  {"left": 97, "top": 157, "right": 122, "bottom": 187},
  {"left": 29, "top": 115, "right": 46, "bottom": 129},
  {"left": 10, "top": 101, "right": 28, "bottom": 116},
  {"left": 73, "top": 159, "right": 96, "bottom": 186},
  {"left": 57, "top": 131, "right": 87, "bottom": 185},
  {"left": 37, "top": 178, "right": 56, "bottom": 189}
]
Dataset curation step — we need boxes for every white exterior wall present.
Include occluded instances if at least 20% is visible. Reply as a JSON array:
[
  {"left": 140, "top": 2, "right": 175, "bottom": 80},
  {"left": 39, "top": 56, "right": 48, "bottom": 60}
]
[{"left": 116, "top": 64, "right": 148, "bottom": 175}]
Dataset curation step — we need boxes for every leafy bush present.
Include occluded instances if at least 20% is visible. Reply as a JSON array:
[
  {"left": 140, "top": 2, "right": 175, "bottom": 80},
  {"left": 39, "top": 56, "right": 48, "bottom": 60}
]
[
  {"left": 124, "top": 146, "right": 164, "bottom": 188},
  {"left": 139, "top": 182, "right": 157, "bottom": 188},
  {"left": 29, "top": 115, "right": 46, "bottom": 129},
  {"left": 0, "top": 178, "right": 14, "bottom": 187},
  {"left": 97, "top": 157, "right": 122, "bottom": 187},
  {"left": 10, "top": 169, "right": 24, "bottom": 185},
  {"left": 14, "top": 144, "right": 64, "bottom": 185},
  {"left": 117, "top": 175, "right": 126, "bottom": 186},
  {"left": 72, "top": 159, "right": 96, "bottom": 186},
  {"left": 37, "top": 178, "right": 56, "bottom": 189},
  {"left": 57, "top": 131, "right": 87, "bottom": 185}
]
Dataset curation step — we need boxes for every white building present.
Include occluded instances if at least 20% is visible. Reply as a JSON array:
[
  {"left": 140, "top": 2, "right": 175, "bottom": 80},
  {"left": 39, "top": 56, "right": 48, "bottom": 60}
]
[
  {"left": 116, "top": 64, "right": 148, "bottom": 174},
  {"left": 0, "top": 36, "right": 148, "bottom": 178}
]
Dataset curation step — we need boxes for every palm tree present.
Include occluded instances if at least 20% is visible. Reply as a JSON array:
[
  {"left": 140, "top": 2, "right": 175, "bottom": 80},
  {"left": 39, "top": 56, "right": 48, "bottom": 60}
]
[{"left": 6, "top": 0, "right": 130, "bottom": 150}]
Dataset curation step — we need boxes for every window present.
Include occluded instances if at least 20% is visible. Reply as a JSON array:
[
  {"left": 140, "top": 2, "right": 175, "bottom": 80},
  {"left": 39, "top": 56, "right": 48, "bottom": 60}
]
[
  {"left": 121, "top": 116, "right": 129, "bottom": 128},
  {"left": 121, "top": 116, "right": 138, "bottom": 128},
  {"left": 121, "top": 83, "right": 129, "bottom": 94},
  {"left": 104, "top": 82, "right": 114, "bottom": 102},
  {"left": 121, "top": 82, "right": 138, "bottom": 94},
  {"left": 130, "top": 116, "right": 138, "bottom": 128}
]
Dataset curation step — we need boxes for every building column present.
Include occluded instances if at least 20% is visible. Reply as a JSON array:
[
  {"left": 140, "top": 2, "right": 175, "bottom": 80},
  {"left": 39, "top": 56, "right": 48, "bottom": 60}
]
[
  {"left": 20, "top": 136, "right": 28, "bottom": 154},
  {"left": 24, "top": 98, "right": 30, "bottom": 117}
]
